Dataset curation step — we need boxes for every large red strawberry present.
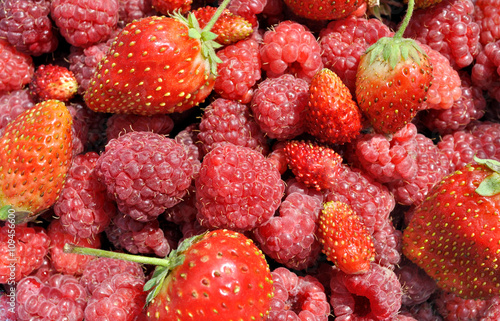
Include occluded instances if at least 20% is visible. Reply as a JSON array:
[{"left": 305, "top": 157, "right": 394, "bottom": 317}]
[
  {"left": 403, "top": 156, "right": 500, "bottom": 299},
  {"left": 84, "top": 3, "right": 233, "bottom": 115},
  {"left": 65, "top": 229, "right": 274, "bottom": 321},
  {"left": 355, "top": 0, "right": 433, "bottom": 134},
  {"left": 0, "top": 100, "right": 73, "bottom": 223},
  {"left": 283, "top": 0, "right": 366, "bottom": 21}
]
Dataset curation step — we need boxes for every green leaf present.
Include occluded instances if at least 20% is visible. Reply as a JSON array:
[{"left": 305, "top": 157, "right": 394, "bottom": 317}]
[
  {"left": 476, "top": 172, "right": 500, "bottom": 197},
  {"left": 189, "top": 28, "right": 201, "bottom": 39},
  {"left": 474, "top": 155, "right": 500, "bottom": 173}
]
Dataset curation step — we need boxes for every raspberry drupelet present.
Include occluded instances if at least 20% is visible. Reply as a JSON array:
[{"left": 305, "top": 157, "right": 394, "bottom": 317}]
[
  {"left": 105, "top": 113, "right": 174, "bottom": 142},
  {"left": 0, "top": 39, "right": 34, "bottom": 94},
  {"left": 0, "top": 88, "right": 35, "bottom": 136}
]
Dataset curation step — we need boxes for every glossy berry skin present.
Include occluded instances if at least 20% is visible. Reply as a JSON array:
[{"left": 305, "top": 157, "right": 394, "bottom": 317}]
[
  {"left": 29, "top": 64, "right": 78, "bottom": 102},
  {"left": 403, "top": 161, "right": 500, "bottom": 299},
  {"left": 0, "top": 39, "right": 34, "bottom": 93},
  {"left": 0, "top": 100, "right": 73, "bottom": 223},
  {"left": 146, "top": 230, "right": 274, "bottom": 321},
  {"left": 84, "top": 15, "right": 216, "bottom": 115},
  {"left": 283, "top": 0, "right": 364, "bottom": 21}
]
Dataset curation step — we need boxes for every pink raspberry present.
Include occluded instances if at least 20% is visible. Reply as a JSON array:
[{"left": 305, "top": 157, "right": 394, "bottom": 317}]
[
  {"left": 174, "top": 123, "right": 202, "bottom": 163},
  {"left": 195, "top": 143, "right": 285, "bottom": 231},
  {"left": 402, "top": 302, "right": 445, "bottom": 321},
  {"left": 434, "top": 291, "right": 497, "bottom": 321},
  {"left": 29, "top": 255, "right": 56, "bottom": 283},
  {"left": 329, "top": 264, "right": 403, "bottom": 320},
  {"left": 67, "top": 101, "right": 93, "bottom": 155},
  {"left": 474, "top": 0, "right": 500, "bottom": 46},
  {"left": 50, "top": 0, "right": 119, "bottom": 48},
  {"left": 215, "top": 36, "right": 261, "bottom": 104},
  {"left": 105, "top": 113, "right": 174, "bottom": 142},
  {"left": 0, "top": 225, "right": 50, "bottom": 283},
  {"left": 16, "top": 274, "right": 87, "bottom": 321},
  {"left": 395, "top": 259, "right": 438, "bottom": 306},
  {"left": 0, "top": 88, "right": 34, "bottom": 136},
  {"left": 0, "top": 290, "right": 16, "bottom": 321},
  {"left": 164, "top": 184, "right": 197, "bottom": 225},
  {"left": 54, "top": 152, "right": 117, "bottom": 238},
  {"left": 253, "top": 192, "right": 323, "bottom": 270},
  {"left": 0, "top": 39, "right": 34, "bottom": 93},
  {"left": 267, "top": 141, "right": 288, "bottom": 175},
  {"left": 268, "top": 267, "right": 330, "bottom": 321},
  {"left": 372, "top": 219, "right": 403, "bottom": 269},
  {"left": 319, "top": 15, "right": 393, "bottom": 95},
  {"left": 471, "top": 39, "right": 500, "bottom": 102},
  {"left": 0, "top": 0, "right": 58, "bottom": 56},
  {"left": 224, "top": 0, "right": 267, "bottom": 27},
  {"left": 118, "top": 0, "right": 156, "bottom": 28},
  {"left": 197, "top": 98, "right": 269, "bottom": 155},
  {"left": 250, "top": 74, "right": 309, "bottom": 140},
  {"left": 96, "top": 131, "right": 200, "bottom": 222},
  {"left": 260, "top": 20, "right": 323, "bottom": 81}
]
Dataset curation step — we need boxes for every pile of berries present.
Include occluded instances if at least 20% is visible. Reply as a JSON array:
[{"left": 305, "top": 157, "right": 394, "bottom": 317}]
[{"left": 1, "top": 0, "right": 500, "bottom": 320}]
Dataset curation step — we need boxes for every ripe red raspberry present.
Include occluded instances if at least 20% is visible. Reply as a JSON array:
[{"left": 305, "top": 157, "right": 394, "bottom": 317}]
[
  {"left": 80, "top": 257, "right": 145, "bottom": 295},
  {"left": 195, "top": 143, "right": 285, "bottom": 231},
  {"left": 267, "top": 141, "right": 288, "bottom": 175},
  {"left": 197, "top": 98, "right": 269, "bottom": 155},
  {"left": 47, "top": 220, "right": 102, "bottom": 276},
  {"left": 372, "top": 219, "right": 403, "bottom": 269},
  {"left": 164, "top": 184, "right": 197, "bottom": 225},
  {"left": 434, "top": 291, "right": 497, "bottom": 321},
  {"left": 50, "top": 0, "right": 119, "bottom": 48},
  {"left": 0, "top": 225, "right": 50, "bottom": 283},
  {"left": 253, "top": 192, "right": 323, "bottom": 270},
  {"left": 319, "top": 15, "right": 393, "bottom": 95},
  {"left": 16, "top": 274, "right": 87, "bottom": 321},
  {"left": 260, "top": 20, "right": 323, "bottom": 81},
  {"left": 96, "top": 131, "right": 200, "bottom": 222},
  {"left": 0, "top": 39, "right": 34, "bottom": 93},
  {"left": 224, "top": 0, "right": 267, "bottom": 27},
  {"left": 29, "top": 255, "right": 56, "bottom": 283},
  {"left": 395, "top": 259, "right": 438, "bottom": 306},
  {"left": 105, "top": 113, "right": 174, "bottom": 142},
  {"left": 329, "top": 264, "right": 403, "bottom": 320},
  {"left": 84, "top": 272, "right": 147, "bottom": 321},
  {"left": 471, "top": 39, "right": 500, "bottom": 102},
  {"left": 474, "top": 0, "right": 500, "bottom": 46},
  {"left": 268, "top": 267, "right": 330, "bottom": 320},
  {"left": 0, "top": 88, "right": 34, "bottom": 136},
  {"left": 214, "top": 36, "right": 261, "bottom": 104},
  {"left": 404, "top": 0, "right": 480, "bottom": 70},
  {"left": 0, "top": 290, "right": 16, "bottom": 321},
  {"left": 174, "top": 124, "right": 202, "bottom": 165},
  {"left": 250, "top": 74, "right": 309, "bottom": 140},
  {"left": 402, "top": 302, "right": 445, "bottom": 321},
  {"left": 118, "top": 0, "right": 156, "bottom": 28},
  {"left": 0, "top": 0, "right": 58, "bottom": 56},
  {"left": 53, "top": 152, "right": 117, "bottom": 239}
]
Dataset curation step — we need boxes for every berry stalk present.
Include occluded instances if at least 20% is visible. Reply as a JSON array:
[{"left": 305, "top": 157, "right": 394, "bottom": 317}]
[{"left": 394, "top": 0, "right": 415, "bottom": 39}]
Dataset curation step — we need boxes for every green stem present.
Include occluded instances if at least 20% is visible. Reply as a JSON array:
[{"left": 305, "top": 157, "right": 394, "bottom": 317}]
[
  {"left": 201, "top": 0, "right": 233, "bottom": 33},
  {"left": 394, "top": 0, "right": 415, "bottom": 39},
  {"left": 63, "top": 243, "right": 171, "bottom": 267}
]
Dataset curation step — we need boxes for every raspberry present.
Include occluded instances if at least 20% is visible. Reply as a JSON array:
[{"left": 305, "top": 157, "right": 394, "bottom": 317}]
[
  {"left": 106, "top": 213, "right": 174, "bottom": 257},
  {"left": 324, "top": 164, "right": 396, "bottom": 234},
  {"left": 284, "top": 177, "right": 325, "bottom": 201},
  {"left": 404, "top": 0, "right": 480, "bottom": 70},
  {"left": 434, "top": 291, "right": 495, "bottom": 321},
  {"left": 319, "top": 15, "right": 393, "bottom": 95},
  {"left": 80, "top": 257, "right": 145, "bottom": 295},
  {"left": 0, "top": 0, "right": 58, "bottom": 56},
  {"left": 387, "top": 134, "right": 451, "bottom": 206},
  {"left": 224, "top": 0, "right": 267, "bottom": 27},
  {"left": 0, "top": 289, "right": 16, "bottom": 321},
  {"left": 250, "top": 74, "right": 309, "bottom": 140},
  {"left": 268, "top": 267, "right": 330, "bottom": 321},
  {"left": 0, "top": 225, "right": 50, "bottom": 283},
  {"left": 420, "top": 71, "right": 487, "bottom": 135},
  {"left": 0, "top": 88, "right": 34, "bottom": 136},
  {"left": 372, "top": 219, "right": 403, "bottom": 269},
  {"left": 164, "top": 184, "right": 197, "bottom": 225},
  {"left": 67, "top": 101, "right": 93, "bottom": 155},
  {"left": 197, "top": 98, "right": 269, "bottom": 155},
  {"left": 105, "top": 113, "right": 174, "bottom": 142},
  {"left": 402, "top": 302, "right": 445, "bottom": 321},
  {"left": 50, "top": 0, "right": 119, "bottom": 48},
  {"left": 329, "top": 264, "right": 403, "bottom": 320},
  {"left": 29, "top": 255, "right": 56, "bottom": 283},
  {"left": 47, "top": 219, "right": 102, "bottom": 276},
  {"left": 474, "top": 0, "right": 500, "bottom": 46},
  {"left": 471, "top": 40, "right": 500, "bottom": 102},
  {"left": 483, "top": 297, "right": 500, "bottom": 321},
  {"left": 84, "top": 272, "right": 147, "bottom": 321},
  {"left": 214, "top": 36, "right": 261, "bottom": 104},
  {"left": 16, "top": 274, "right": 87, "bottom": 321},
  {"left": 0, "top": 39, "right": 34, "bottom": 93},
  {"left": 53, "top": 152, "right": 117, "bottom": 238},
  {"left": 173, "top": 124, "right": 202, "bottom": 167},
  {"left": 96, "top": 131, "right": 200, "bottom": 222},
  {"left": 267, "top": 141, "right": 288, "bottom": 175},
  {"left": 395, "top": 259, "right": 438, "bottom": 306},
  {"left": 260, "top": 20, "right": 323, "bottom": 81},
  {"left": 118, "top": 0, "right": 156, "bottom": 28},
  {"left": 195, "top": 143, "right": 285, "bottom": 231},
  {"left": 253, "top": 192, "right": 322, "bottom": 270}
]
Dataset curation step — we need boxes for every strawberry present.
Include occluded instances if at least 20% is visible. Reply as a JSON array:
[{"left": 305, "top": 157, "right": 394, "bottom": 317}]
[
  {"left": 29, "top": 64, "right": 78, "bottom": 102},
  {"left": 65, "top": 229, "right": 274, "bottom": 321},
  {"left": 283, "top": 0, "right": 365, "bottom": 21},
  {"left": 403, "top": 156, "right": 500, "bottom": 299},
  {"left": 284, "top": 140, "right": 344, "bottom": 191},
  {"left": 355, "top": 0, "right": 433, "bottom": 134},
  {"left": 0, "top": 100, "right": 73, "bottom": 223},
  {"left": 193, "top": 6, "right": 253, "bottom": 45},
  {"left": 305, "top": 68, "right": 363, "bottom": 145},
  {"left": 152, "top": 0, "right": 192, "bottom": 15},
  {"left": 318, "top": 201, "right": 375, "bottom": 274},
  {"left": 84, "top": 4, "right": 233, "bottom": 116}
]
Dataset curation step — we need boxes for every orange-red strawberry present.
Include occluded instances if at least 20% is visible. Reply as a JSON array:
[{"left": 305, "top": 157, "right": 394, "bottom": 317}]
[
  {"left": 318, "top": 201, "right": 375, "bottom": 274},
  {"left": 193, "top": 6, "right": 253, "bottom": 45},
  {"left": 284, "top": 140, "right": 343, "bottom": 191},
  {"left": 0, "top": 100, "right": 73, "bottom": 223},
  {"left": 84, "top": 10, "right": 226, "bottom": 115},
  {"left": 306, "top": 68, "right": 363, "bottom": 145},
  {"left": 355, "top": 0, "right": 433, "bottom": 134},
  {"left": 403, "top": 157, "right": 500, "bottom": 300},
  {"left": 152, "top": 0, "right": 192, "bottom": 15},
  {"left": 29, "top": 64, "right": 78, "bottom": 102},
  {"left": 65, "top": 229, "right": 274, "bottom": 321},
  {"left": 283, "top": 0, "right": 366, "bottom": 21}
]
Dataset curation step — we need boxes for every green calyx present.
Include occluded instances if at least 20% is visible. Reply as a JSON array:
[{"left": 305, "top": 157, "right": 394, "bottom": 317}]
[
  {"left": 474, "top": 156, "right": 500, "bottom": 197},
  {"left": 63, "top": 232, "right": 207, "bottom": 304}
]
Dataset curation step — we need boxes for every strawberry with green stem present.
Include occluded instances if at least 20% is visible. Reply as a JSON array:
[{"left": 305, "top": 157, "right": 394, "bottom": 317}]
[
  {"left": 355, "top": 0, "right": 432, "bottom": 134},
  {"left": 64, "top": 229, "right": 274, "bottom": 321},
  {"left": 84, "top": 0, "right": 234, "bottom": 116}
]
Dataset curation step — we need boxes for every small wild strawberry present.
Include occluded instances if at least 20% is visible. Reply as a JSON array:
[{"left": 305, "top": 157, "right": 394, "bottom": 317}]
[
  {"left": 29, "top": 64, "right": 78, "bottom": 102},
  {"left": 283, "top": 0, "right": 366, "bottom": 21}
]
